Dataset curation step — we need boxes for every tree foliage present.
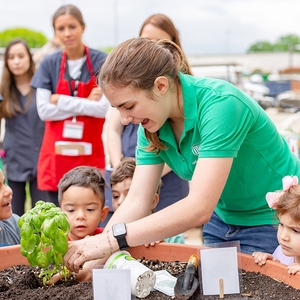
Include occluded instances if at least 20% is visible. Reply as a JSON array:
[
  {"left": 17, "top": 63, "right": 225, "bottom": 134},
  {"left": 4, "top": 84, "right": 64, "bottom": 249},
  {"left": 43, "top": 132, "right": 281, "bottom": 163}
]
[
  {"left": 248, "top": 34, "right": 300, "bottom": 53},
  {"left": 0, "top": 27, "right": 47, "bottom": 48}
]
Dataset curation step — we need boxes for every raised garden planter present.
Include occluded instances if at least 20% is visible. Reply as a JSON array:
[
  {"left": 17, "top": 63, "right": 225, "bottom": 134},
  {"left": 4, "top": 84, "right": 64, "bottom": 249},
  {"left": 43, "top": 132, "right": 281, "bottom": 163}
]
[{"left": 1, "top": 243, "right": 300, "bottom": 293}]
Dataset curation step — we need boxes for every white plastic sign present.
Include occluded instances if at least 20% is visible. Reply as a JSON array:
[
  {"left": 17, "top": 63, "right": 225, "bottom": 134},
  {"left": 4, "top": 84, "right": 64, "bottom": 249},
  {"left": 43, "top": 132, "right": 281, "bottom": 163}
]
[
  {"left": 92, "top": 269, "right": 134, "bottom": 300},
  {"left": 201, "top": 247, "right": 240, "bottom": 295}
]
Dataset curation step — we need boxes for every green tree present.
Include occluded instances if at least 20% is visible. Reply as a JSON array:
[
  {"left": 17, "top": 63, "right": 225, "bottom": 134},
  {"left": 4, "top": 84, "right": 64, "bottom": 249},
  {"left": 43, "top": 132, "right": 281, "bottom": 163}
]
[
  {"left": 0, "top": 27, "right": 47, "bottom": 48},
  {"left": 247, "top": 34, "right": 300, "bottom": 53},
  {"left": 273, "top": 34, "right": 300, "bottom": 52},
  {"left": 248, "top": 41, "right": 274, "bottom": 52}
]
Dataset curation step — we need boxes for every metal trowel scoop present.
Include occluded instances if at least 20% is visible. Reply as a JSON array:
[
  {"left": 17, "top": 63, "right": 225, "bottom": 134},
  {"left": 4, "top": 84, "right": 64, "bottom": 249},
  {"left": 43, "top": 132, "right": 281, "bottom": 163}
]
[{"left": 174, "top": 254, "right": 199, "bottom": 299}]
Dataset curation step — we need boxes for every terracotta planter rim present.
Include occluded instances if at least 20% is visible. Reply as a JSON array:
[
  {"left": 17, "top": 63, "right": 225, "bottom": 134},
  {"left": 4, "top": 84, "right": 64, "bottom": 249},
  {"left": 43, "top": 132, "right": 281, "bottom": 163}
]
[{"left": 1, "top": 243, "right": 299, "bottom": 290}]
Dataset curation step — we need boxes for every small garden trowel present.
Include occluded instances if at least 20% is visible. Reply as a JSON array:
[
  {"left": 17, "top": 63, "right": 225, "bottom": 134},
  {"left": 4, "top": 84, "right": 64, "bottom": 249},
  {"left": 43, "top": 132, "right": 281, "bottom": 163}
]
[{"left": 174, "top": 254, "right": 199, "bottom": 300}]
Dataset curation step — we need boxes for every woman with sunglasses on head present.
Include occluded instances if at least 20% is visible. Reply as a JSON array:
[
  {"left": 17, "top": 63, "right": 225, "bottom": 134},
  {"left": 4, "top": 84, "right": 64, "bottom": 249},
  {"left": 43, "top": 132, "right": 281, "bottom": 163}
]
[{"left": 31, "top": 4, "right": 109, "bottom": 205}]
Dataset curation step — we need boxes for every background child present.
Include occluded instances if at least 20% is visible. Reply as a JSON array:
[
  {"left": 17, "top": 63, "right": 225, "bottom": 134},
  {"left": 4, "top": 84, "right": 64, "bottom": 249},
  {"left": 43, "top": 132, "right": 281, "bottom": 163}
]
[
  {"left": 252, "top": 176, "right": 300, "bottom": 274},
  {"left": 110, "top": 157, "right": 185, "bottom": 244},
  {"left": 58, "top": 166, "right": 109, "bottom": 241},
  {"left": 0, "top": 169, "right": 20, "bottom": 247}
]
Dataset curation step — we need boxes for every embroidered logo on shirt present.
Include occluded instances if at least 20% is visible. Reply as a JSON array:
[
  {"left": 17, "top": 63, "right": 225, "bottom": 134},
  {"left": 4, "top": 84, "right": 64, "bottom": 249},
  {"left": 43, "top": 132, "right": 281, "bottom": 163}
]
[{"left": 191, "top": 144, "right": 200, "bottom": 156}]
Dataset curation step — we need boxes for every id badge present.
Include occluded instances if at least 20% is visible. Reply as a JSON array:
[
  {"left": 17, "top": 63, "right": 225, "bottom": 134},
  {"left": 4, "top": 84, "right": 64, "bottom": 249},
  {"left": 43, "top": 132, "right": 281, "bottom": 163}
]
[{"left": 62, "top": 120, "right": 84, "bottom": 139}]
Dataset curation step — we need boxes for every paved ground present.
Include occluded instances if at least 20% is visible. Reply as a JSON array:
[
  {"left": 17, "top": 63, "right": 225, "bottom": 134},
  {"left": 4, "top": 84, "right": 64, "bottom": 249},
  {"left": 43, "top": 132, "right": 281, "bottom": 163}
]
[{"left": 184, "top": 106, "right": 300, "bottom": 246}]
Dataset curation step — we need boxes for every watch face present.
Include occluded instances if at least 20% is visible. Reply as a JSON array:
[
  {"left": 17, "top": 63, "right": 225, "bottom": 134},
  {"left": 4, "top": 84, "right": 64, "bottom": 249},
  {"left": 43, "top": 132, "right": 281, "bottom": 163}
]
[{"left": 113, "top": 223, "right": 126, "bottom": 236}]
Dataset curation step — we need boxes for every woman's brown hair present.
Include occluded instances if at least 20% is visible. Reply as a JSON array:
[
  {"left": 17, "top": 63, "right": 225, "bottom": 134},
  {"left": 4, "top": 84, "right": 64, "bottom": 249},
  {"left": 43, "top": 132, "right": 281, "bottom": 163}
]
[
  {"left": 52, "top": 4, "right": 85, "bottom": 29},
  {"left": 0, "top": 38, "right": 35, "bottom": 118},
  {"left": 139, "top": 13, "right": 192, "bottom": 75},
  {"left": 98, "top": 37, "right": 186, "bottom": 153}
]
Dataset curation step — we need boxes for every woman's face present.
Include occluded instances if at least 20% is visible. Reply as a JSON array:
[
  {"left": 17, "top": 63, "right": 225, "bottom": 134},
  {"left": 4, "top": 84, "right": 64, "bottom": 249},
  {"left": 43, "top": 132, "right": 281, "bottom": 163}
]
[
  {"left": 54, "top": 14, "right": 84, "bottom": 50},
  {"left": 140, "top": 23, "right": 172, "bottom": 42},
  {"left": 104, "top": 83, "right": 171, "bottom": 133},
  {"left": 7, "top": 43, "right": 30, "bottom": 77}
]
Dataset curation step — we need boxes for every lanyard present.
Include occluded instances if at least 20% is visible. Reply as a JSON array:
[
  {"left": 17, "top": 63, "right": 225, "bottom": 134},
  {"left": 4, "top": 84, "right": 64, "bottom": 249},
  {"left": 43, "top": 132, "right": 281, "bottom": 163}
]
[{"left": 65, "top": 56, "right": 87, "bottom": 97}]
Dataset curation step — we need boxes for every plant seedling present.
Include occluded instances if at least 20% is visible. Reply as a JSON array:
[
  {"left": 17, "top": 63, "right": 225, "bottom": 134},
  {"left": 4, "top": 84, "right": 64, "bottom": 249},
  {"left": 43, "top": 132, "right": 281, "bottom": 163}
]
[{"left": 18, "top": 200, "right": 70, "bottom": 285}]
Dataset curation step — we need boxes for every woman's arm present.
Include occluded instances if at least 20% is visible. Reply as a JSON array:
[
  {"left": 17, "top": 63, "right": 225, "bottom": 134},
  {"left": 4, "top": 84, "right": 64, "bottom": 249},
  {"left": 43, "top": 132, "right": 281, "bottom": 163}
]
[
  {"left": 64, "top": 157, "right": 233, "bottom": 272},
  {"left": 36, "top": 88, "right": 74, "bottom": 121},
  {"left": 56, "top": 91, "right": 109, "bottom": 118},
  {"left": 36, "top": 88, "right": 109, "bottom": 121},
  {"left": 161, "top": 164, "right": 172, "bottom": 177},
  {"left": 107, "top": 108, "right": 124, "bottom": 167}
]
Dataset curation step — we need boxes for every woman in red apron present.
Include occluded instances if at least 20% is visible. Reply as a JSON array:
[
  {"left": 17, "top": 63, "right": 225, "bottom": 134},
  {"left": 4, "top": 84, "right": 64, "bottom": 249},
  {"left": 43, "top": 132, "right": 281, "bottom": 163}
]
[{"left": 31, "top": 4, "right": 108, "bottom": 205}]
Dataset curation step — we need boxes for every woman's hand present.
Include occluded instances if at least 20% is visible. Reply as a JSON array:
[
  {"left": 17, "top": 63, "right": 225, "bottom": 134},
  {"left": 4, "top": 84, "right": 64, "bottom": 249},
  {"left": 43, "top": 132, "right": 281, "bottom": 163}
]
[
  {"left": 87, "top": 87, "right": 102, "bottom": 101},
  {"left": 64, "top": 235, "right": 108, "bottom": 273},
  {"left": 50, "top": 94, "right": 60, "bottom": 105}
]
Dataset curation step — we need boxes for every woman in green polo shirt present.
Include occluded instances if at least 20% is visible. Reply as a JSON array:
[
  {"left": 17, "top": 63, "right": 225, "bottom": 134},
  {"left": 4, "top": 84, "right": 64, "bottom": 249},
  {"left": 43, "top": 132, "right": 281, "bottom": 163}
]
[{"left": 64, "top": 37, "right": 300, "bottom": 275}]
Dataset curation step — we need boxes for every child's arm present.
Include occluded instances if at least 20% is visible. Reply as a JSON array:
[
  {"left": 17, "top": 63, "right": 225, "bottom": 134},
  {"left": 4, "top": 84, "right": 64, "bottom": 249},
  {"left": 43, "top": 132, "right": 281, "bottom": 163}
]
[{"left": 252, "top": 251, "right": 280, "bottom": 266}]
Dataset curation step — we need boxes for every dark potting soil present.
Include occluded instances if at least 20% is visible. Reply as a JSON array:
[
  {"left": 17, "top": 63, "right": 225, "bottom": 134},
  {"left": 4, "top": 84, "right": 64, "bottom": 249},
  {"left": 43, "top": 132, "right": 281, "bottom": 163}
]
[{"left": 0, "top": 259, "right": 299, "bottom": 300}]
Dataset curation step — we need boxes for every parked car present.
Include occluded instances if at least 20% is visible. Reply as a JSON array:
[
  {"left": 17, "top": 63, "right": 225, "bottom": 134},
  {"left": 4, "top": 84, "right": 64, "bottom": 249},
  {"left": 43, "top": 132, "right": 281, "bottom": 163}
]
[
  {"left": 242, "top": 75, "right": 274, "bottom": 110},
  {"left": 277, "top": 90, "right": 300, "bottom": 112},
  {"left": 191, "top": 64, "right": 274, "bottom": 109}
]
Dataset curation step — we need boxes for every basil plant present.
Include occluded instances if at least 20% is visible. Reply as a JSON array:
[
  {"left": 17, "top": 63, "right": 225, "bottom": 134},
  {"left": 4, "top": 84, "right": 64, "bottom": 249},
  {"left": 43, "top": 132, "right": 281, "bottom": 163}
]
[{"left": 18, "top": 201, "right": 70, "bottom": 285}]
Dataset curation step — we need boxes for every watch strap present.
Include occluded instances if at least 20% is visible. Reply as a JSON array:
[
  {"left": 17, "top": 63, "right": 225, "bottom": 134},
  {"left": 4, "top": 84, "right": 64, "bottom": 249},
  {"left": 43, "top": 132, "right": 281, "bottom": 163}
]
[{"left": 116, "top": 234, "right": 129, "bottom": 250}]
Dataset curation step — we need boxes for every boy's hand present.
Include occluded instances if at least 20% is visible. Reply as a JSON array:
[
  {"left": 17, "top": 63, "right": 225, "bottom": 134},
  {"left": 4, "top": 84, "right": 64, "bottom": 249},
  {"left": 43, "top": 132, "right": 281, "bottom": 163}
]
[
  {"left": 252, "top": 251, "right": 279, "bottom": 266},
  {"left": 47, "top": 272, "right": 68, "bottom": 285},
  {"left": 144, "top": 240, "right": 164, "bottom": 248},
  {"left": 48, "top": 259, "right": 103, "bottom": 284},
  {"left": 288, "top": 263, "right": 300, "bottom": 275}
]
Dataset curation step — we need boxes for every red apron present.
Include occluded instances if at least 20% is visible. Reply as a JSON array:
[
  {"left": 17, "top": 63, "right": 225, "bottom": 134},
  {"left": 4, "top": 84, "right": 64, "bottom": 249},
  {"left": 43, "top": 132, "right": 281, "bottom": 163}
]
[{"left": 37, "top": 46, "right": 105, "bottom": 191}]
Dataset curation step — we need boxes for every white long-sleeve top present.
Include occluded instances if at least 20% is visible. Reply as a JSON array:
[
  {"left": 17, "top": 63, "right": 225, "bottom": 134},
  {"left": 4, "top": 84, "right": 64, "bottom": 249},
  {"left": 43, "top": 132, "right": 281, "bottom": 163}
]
[
  {"left": 36, "top": 88, "right": 109, "bottom": 121},
  {"left": 36, "top": 56, "right": 109, "bottom": 121}
]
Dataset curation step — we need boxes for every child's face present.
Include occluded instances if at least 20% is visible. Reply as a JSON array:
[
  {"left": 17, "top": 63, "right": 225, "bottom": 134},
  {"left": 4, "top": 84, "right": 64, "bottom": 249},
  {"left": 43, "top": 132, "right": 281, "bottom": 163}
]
[
  {"left": 111, "top": 178, "right": 132, "bottom": 212},
  {"left": 0, "top": 170, "right": 13, "bottom": 220},
  {"left": 60, "top": 186, "right": 108, "bottom": 241},
  {"left": 277, "top": 213, "right": 300, "bottom": 258},
  {"left": 111, "top": 177, "right": 159, "bottom": 213}
]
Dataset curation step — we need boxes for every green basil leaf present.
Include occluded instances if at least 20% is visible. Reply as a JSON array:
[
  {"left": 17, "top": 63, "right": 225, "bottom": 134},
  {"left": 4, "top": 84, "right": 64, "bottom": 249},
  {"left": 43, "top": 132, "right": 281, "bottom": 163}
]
[
  {"left": 20, "top": 222, "right": 34, "bottom": 240},
  {"left": 36, "top": 251, "right": 49, "bottom": 268},
  {"left": 53, "top": 232, "right": 68, "bottom": 254}
]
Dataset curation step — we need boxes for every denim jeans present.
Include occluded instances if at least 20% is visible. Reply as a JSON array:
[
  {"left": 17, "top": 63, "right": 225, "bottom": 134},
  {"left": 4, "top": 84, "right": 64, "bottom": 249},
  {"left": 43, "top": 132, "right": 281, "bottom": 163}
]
[{"left": 202, "top": 212, "right": 279, "bottom": 255}]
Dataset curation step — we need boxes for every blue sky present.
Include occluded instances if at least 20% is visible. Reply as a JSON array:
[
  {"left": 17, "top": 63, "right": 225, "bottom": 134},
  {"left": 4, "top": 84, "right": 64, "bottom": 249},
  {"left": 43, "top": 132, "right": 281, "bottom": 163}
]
[{"left": 0, "top": 0, "right": 299, "bottom": 55}]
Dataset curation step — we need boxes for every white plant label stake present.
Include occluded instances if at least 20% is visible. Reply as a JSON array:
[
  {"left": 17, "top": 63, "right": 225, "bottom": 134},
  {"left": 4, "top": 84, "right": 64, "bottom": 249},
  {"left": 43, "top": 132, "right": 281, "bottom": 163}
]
[
  {"left": 201, "top": 247, "right": 240, "bottom": 295},
  {"left": 92, "top": 269, "right": 134, "bottom": 300}
]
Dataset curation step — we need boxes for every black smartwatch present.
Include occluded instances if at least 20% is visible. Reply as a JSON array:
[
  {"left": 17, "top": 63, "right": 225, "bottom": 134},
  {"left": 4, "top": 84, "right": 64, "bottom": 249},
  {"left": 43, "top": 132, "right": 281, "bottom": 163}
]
[{"left": 112, "top": 222, "right": 129, "bottom": 250}]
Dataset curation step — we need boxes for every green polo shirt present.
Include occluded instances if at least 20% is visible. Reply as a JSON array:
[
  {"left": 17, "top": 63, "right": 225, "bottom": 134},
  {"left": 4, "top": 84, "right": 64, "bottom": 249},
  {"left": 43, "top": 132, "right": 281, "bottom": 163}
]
[{"left": 136, "top": 73, "right": 300, "bottom": 226}]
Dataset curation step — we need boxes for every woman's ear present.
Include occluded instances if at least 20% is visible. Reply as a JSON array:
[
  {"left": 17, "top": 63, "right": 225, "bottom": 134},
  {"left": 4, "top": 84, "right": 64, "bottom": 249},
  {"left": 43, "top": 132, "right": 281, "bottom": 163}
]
[{"left": 153, "top": 76, "right": 169, "bottom": 95}]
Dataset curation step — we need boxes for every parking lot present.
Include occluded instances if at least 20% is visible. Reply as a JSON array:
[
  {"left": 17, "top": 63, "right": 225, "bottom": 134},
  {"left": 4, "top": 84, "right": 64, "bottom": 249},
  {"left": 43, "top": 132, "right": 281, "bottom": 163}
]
[{"left": 266, "top": 107, "right": 300, "bottom": 134}]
